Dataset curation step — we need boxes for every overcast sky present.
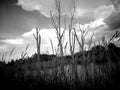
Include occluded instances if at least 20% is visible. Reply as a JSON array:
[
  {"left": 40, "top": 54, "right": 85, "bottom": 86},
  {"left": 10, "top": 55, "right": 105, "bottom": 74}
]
[{"left": 0, "top": 0, "right": 120, "bottom": 62}]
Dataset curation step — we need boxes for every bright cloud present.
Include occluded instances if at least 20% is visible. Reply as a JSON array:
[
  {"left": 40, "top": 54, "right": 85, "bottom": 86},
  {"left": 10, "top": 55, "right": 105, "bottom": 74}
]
[
  {"left": 75, "top": 18, "right": 106, "bottom": 31},
  {"left": 1, "top": 38, "right": 24, "bottom": 45},
  {"left": 22, "top": 28, "right": 36, "bottom": 37},
  {"left": 22, "top": 28, "right": 56, "bottom": 38},
  {"left": 17, "top": 0, "right": 56, "bottom": 17},
  {"left": 22, "top": 28, "right": 58, "bottom": 48},
  {"left": 74, "top": 17, "right": 108, "bottom": 45},
  {"left": 89, "top": 18, "right": 106, "bottom": 28},
  {"left": 22, "top": 28, "right": 70, "bottom": 54},
  {"left": 17, "top": 0, "right": 93, "bottom": 18}
]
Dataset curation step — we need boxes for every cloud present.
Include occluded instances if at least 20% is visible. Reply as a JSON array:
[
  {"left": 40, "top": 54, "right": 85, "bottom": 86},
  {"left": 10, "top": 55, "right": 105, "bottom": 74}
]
[
  {"left": 94, "top": 4, "right": 120, "bottom": 30},
  {"left": 94, "top": 5, "right": 115, "bottom": 19},
  {"left": 22, "top": 28, "right": 56, "bottom": 38},
  {"left": 74, "top": 17, "right": 108, "bottom": 44},
  {"left": 89, "top": 18, "right": 106, "bottom": 29},
  {"left": 17, "top": 0, "right": 55, "bottom": 17},
  {"left": 22, "top": 28, "right": 58, "bottom": 49},
  {"left": 75, "top": 8, "right": 93, "bottom": 18},
  {"left": 105, "top": 11, "right": 120, "bottom": 30},
  {"left": 22, "top": 28, "right": 36, "bottom": 37},
  {"left": 22, "top": 28, "right": 57, "bottom": 46},
  {"left": 17, "top": 0, "right": 93, "bottom": 18},
  {"left": 75, "top": 18, "right": 106, "bottom": 31},
  {"left": 22, "top": 28, "right": 69, "bottom": 46},
  {"left": 0, "top": 38, "right": 24, "bottom": 45},
  {"left": 109, "top": 0, "right": 120, "bottom": 10},
  {"left": 22, "top": 28, "right": 70, "bottom": 54}
]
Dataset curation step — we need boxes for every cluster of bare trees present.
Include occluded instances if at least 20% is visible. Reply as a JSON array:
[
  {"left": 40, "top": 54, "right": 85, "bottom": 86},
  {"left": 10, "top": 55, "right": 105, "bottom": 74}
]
[
  {"left": 33, "top": 0, "right": 120, "bottom": 63},
  {"left": 33, "top": 0, "right": 94, "bottom": 62}
]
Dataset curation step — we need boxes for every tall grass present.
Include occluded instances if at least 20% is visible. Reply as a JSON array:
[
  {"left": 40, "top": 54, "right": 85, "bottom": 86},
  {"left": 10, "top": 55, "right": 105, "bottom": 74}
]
[
  {"left": 8, "top": 48, "right": 15, "bottom": 59},
  {"left": 21, "top": 44, "right": 29, "bottom": 59},
  {"left": 1, "top": 53, "right": 5, "bottom": 62}
]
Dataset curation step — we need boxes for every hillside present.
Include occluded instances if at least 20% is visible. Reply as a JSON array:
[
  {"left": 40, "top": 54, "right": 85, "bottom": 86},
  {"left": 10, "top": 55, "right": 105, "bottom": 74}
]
[{"left": 0, "top": 43, "right": 120, "bottom": 90}]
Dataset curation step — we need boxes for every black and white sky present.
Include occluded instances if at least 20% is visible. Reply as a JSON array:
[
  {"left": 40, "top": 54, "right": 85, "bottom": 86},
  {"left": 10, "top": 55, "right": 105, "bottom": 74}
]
[{"left": 0, "top": 0, "right": 120, "bottom": 62}]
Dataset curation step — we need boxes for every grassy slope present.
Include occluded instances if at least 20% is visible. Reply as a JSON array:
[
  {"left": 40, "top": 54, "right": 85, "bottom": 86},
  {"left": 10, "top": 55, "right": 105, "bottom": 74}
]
[{"left": 0, "top": 43, "right": 120, "bottom": 90}]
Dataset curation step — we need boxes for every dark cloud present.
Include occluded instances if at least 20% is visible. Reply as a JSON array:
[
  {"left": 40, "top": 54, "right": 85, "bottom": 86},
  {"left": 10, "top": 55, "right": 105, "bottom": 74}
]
[
  {"left": 109, "top": 0, "right": 120, "bottom": 10},
  {"left": 104, "top": 0, "right": 120, "bottom": 30},
  {"left": 104, "top": 11, "right": 120, "bottom": 30},
  {"left": 0, "top": 0, "right": 17, "bottom": 5}
]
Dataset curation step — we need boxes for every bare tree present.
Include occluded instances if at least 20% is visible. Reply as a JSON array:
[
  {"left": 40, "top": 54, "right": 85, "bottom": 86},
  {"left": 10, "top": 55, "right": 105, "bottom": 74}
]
[
  {"left": 74, "top": 23, "right": 90, "bottom": 52},
  {"left": 50, "top": 0, "right": 66, "bottom": 57},
  {"left": 68, "top": 0, "right": 76, "bottom": 62},
  {"left": 67, "top": 1, "right": 80, "bottom": 84},
  {"left": 74, "top": 23, "right": 95, "bottom": 62},
  {"left": 33, "top": 28, "right": 41, "bottom": 62}
]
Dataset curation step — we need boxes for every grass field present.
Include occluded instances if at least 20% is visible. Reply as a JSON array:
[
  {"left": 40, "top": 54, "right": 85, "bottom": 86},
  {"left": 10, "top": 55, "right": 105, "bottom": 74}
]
[{"left": 0, "top": 43, "right": 120, "bottom": 90}]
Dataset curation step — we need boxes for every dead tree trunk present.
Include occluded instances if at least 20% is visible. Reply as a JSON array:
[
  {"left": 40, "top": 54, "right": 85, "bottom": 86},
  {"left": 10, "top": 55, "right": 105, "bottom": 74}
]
[{"left": 33, "top": 28, "right": 41, "bottom": 62}]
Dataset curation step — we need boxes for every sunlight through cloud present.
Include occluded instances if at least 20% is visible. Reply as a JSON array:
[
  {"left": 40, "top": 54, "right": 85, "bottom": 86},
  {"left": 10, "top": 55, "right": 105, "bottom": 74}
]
[
  {"left": 90, "top": 18, "right": 106, "bottom": 28},
  {"left": 1, "top": 39, "right": 24, "bottom": 45}
]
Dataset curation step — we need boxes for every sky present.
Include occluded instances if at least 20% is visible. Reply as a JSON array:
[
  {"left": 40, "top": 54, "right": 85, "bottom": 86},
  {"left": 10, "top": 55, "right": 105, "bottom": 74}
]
[{"left": 0, "top": 0, "right": 120, "bottom": 62}]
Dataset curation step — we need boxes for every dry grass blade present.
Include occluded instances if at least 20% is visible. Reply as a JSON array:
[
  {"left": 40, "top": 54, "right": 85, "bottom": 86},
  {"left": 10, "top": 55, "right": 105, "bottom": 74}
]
[
  {"left": 25, "top": 44, "right": 29, "bottom": 52},
  {"left": 102, "top": 36, "right": 108, "bottom": 50},
  {"left": 9, "top": 48, "right": 15, "bottom": 59},
  {"left": 1, "top": 53, "right": 5, "bottom": 61},
  {"left": 88, "top": 33, "right": 94, "bottom": 49},
  {"left": 109, "top": 31, "right": 120, "bottom": 43},
  {"left": 21, "top": 44, "right": 29, "bottom": 59},
  {"left": 64, "top": 41, "right": 68, "bottom": 54},
  {"left": 49, "top": 38, "right": 54, "bottom": 55}
]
